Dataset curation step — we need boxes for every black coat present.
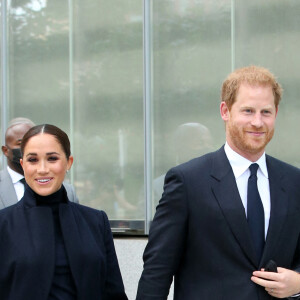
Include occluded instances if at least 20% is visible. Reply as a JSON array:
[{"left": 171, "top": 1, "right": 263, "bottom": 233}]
[{"left": 0, "top": 186, "right": 128, "bottom": 300}]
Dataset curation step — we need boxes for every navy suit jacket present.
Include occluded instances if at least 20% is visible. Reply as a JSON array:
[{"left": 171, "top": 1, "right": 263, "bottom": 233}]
[
  {"left": 136, "top": 147, "right": 300, "bottom": 300},
  {"left": 0, "top": 186, "right": 128, "bottom": 300}
]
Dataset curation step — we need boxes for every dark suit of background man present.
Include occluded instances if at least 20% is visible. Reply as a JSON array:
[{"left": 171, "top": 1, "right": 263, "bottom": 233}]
[
  {"left": 0, "top": 118, "right": 78, "bottom": 208},
  {"left": 136, "top": 66, "right": 300, "bottom": 300}
]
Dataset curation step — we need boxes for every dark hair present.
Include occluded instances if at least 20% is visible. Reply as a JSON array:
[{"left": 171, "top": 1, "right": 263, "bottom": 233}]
[{"left": 21, "top": 124, "right": 71, "bottom": 159}]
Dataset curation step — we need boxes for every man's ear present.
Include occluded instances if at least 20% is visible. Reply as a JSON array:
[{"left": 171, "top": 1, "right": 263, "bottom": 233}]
[
  {"left": 1, "top": 145, "right": 9, "bottom": 157},
  {"left": 220, "top": 101, "right": 230, "bottom": 121}
]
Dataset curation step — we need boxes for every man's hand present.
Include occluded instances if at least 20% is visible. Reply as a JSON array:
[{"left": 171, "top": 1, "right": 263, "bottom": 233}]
[{"left": 251, "top": 267, "right": 300, "bottom": 298}]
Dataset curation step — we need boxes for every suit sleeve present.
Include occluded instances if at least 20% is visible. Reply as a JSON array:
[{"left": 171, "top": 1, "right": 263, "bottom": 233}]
[
  {"left": 292, "top": 233, "right": 300, "bottom": 273},
  {"left": 101, "top": 211, "right": 128, "bottom": 300},
  {"left": 136, "top": 168, "right": 189, "bottom": 300}
]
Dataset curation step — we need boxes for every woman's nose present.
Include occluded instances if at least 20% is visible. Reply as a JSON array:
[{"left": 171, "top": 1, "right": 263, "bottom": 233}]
[{"left": 37, "top": 161, "right": 49, "bottom": 174}]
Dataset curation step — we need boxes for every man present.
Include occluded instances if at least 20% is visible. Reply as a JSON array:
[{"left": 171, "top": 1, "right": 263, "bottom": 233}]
[
  {"left": 0, "top": 118, "right": 78, "bottom": 208},
  {"left": 136, "top": 66, "right": 300, "bottom": 299}
]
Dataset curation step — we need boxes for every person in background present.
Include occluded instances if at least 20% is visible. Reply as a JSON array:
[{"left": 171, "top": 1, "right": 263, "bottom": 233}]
[
  {"left": 0, "top": 118, "right": 78, "bottom": 208},
  {"left": 152, "top": 122, "right": 213, "bottom": 205},
  {"left": 136, "top": 66, "right": 300, "bottom": 299},
  {"left": 0, "top": 124, "right": 128, "bottom": 300}
]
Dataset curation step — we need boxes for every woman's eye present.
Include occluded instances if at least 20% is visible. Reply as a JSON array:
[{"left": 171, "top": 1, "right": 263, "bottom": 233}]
[
  {"left": 48, "top": 156, "right": 59, "bottom": 161},
  {"left": 27, "top": 157, "right": 37, "bottom": 163}
]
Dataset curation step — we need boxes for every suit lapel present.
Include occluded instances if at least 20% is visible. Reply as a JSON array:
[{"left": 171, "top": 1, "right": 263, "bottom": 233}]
[
  {"left": 0, "top": 169, "right": 18, "bottom": 208},
  {"left": 261, "top": 156, "right": 288, "bottom": 265},
  {"left": 211, "top": 147, "right": 258, "bottom": 267}
]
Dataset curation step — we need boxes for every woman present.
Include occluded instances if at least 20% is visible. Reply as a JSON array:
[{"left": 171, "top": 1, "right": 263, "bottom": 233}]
[{"left": 0, "top": 124, "right": 128, "bottom": 300}]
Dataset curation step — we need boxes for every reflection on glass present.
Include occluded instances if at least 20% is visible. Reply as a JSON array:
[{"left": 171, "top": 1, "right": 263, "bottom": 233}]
[
  {"left": 7, "top": 0, "right": 144, "bottom": 233},
  {"left": 71, "top": 0, "right": 144, "bottom": 231},
  {"left": 152, "top": 123, "right": 213, "bottom": 211},
  {"left": 151, "top": 1, "right": 231, "bottom": 217}
]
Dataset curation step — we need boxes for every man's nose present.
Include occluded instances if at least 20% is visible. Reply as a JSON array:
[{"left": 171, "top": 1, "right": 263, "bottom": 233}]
[{"left": 251, "top": 113, "right": 263, "bottom": 127}]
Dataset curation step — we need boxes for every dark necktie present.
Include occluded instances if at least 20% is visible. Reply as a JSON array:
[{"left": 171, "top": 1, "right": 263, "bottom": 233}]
[
  {"left": 247, "top": 163, "right": 265, "bottom": 262},
  {"left": 20, "top": 178, "right": 26, "bottom": 185}
]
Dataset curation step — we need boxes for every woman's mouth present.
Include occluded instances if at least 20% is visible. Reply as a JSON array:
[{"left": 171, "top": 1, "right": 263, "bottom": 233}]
[{"left": 36, "top": 178, "right": 52, "bottom": 184}]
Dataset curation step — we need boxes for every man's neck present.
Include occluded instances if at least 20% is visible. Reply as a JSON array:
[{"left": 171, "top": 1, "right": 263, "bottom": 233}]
[{"left": 226, "top": 141, "right": 265, "bottom": 162}]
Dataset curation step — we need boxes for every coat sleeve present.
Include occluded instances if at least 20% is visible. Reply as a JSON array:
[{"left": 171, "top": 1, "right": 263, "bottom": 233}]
[
  {"left": 101, "top": 211, "right": 128, "bottom": 300},
  {"left": 136, "top": 167, "right": 189, "bottom": 300}
]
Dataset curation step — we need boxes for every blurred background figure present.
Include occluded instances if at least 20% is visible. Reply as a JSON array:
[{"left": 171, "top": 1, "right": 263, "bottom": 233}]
[
  {"left": 173, "top": 122, "right": 213, "bottom": 165},
  {"left": 153, "top": 122, "right": 213, "bottom": 204},
  {"left": 137, "top": 122, "right": 213, "bottom": 218}
]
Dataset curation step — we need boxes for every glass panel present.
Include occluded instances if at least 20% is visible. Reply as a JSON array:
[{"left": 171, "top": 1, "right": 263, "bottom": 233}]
[
  {"left": 6, "top": 0, "right": 144, "bottom": 233},
  {"left": 0, "top": 0, "right": 2, "bottom": 160},
  {"left": 8, "top": 0, "right": 70, "bottom": 129},
  {"left": 151, "top": 1, "right": 232, "bottom": 216},
  {"left": 72, "top": 0, "right": 144, "bottom": 232},
  {"left": 234, "top": 0, "right": 300, "bottom": 167}
]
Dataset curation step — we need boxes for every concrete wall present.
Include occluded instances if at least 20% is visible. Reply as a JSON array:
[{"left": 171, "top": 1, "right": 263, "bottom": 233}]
[{"left": 114, "top": 238, "right": 174, "bottom": 300}]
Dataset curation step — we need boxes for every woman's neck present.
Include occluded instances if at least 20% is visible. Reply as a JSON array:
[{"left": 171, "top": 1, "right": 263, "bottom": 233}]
[{"left": 35, "top": 186, "right": 65, "bottom": 205}]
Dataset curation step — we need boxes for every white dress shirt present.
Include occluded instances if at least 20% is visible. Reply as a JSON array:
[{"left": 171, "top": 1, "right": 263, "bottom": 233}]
[
  {"left": 7, "top": 166, "right": 25, "bottom": 201},
  {"left": 224, "top": 143, "right": 271, "bottom": 239}
]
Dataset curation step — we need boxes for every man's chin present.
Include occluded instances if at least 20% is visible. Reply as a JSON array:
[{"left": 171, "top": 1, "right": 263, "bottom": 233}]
[{"left": 244, "top": 142, "right": 267, "bottom": 155}]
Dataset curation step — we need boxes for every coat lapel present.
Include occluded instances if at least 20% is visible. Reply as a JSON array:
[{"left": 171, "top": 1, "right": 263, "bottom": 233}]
[
  {"left": 211, "top": 147, "right": 258, "bottom": 267},
  {"left": 59, "top": 203, "right": 83, "bottom": 290},
  {"left": 261, "top": 156, "right": 288, "bottom": 266}
]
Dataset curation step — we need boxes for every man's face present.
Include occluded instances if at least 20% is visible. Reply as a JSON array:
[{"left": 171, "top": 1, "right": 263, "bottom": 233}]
[
  {"left": 2, "top": 123, "right": 33, "bottom": 173},
  {"left": 220, "top": 83, "right": 278, "bottom": 161}
]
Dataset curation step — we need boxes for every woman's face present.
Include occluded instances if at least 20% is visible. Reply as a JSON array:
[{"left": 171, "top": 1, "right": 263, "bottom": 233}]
[{"left": 20, "top": 133, "right": 73, "bottom": 196}]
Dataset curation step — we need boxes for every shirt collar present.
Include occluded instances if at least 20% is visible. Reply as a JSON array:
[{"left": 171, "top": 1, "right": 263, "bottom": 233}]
[
  {"left": 224, "top": 142, "right": 268, "bottom": 179},
  {"left": 7, "top": 166, "right": 24, "bottom": 184}
]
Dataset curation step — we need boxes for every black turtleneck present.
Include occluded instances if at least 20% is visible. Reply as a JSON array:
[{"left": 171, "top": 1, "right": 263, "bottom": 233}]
[{"left": 36, "top": 187, "right": 77, "bottom": 300}]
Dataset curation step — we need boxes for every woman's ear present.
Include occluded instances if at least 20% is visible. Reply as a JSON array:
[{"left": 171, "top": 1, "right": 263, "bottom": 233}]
[{"left": 67, "top": 155, "right": 74, "bottom": 171}]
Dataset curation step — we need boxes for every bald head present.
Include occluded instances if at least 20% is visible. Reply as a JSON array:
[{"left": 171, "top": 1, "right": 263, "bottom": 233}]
[
  {"left": 8, "top": 117, "right": 35, "bottom": 128},
  {"left": 2, "top": 121, "right": 34, "bottom": 174}
]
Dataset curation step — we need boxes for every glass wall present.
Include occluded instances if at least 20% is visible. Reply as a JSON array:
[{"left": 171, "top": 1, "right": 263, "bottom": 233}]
[{"left": 1, "top": 0, "right": 300, "bottom": 234}]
